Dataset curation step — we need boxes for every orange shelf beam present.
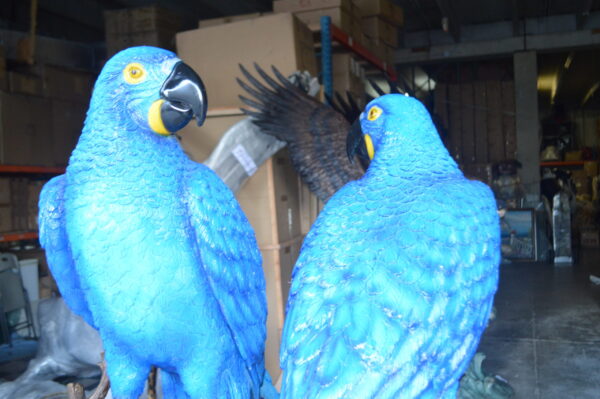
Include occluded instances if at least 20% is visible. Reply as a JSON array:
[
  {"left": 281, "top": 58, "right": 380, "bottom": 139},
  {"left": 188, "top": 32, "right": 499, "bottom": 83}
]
[
  {"left": 540, "top": 161, "right": 587, "bottom": 167},
  {"left": 0, "top": 231, "right": 39, "bottom": 242},
  {"left": 0, "top": 165, "right": 65, "bottom": 174}
]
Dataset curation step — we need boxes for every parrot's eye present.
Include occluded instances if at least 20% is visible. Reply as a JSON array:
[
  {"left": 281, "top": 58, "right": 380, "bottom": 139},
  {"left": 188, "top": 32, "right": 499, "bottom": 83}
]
[
  {"left": 367, "top": 106, "right": 383, "bottom": 121},
  {"left": 123, "top": 63, "right": 146, "bottom": 84}
]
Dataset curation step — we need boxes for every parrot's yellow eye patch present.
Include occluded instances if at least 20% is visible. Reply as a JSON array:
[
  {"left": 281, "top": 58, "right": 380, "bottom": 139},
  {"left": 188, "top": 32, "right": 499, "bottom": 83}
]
[
  {"left": 123, "top": 63, "right": 146, "bottom": 84},
  {"left": 367, "top": 106, "right": 382, "bottom": 121}
]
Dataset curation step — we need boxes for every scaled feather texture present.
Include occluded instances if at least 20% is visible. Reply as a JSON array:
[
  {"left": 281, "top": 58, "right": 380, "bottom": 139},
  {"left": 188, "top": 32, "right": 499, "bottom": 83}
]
[
  {"left": 38, "top": 46, "right": 270, "bottom": 399},
  {"left": 237, "top": 64, "right": 364, "bottom": 202},
  {"left": 280, "top": 94, "right": 501, "bottom": 399}
]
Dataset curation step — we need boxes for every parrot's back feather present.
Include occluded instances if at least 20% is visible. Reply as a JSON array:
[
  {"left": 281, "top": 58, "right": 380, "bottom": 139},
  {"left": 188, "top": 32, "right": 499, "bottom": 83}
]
[
  {"left": 38, "top": 175, "right": 95, "bottom": 327},
  {"left": 281, "top": 177, "right": 499, "bottom": 398},
  {"left": 184, "top": 163, "right": 267, "bottom": 396}
]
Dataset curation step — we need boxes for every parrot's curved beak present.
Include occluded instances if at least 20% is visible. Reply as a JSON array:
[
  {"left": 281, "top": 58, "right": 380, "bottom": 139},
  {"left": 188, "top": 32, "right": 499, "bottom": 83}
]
[
  {"left": 156, "top": 61, "right": 207, "bottom": 133},
  {"left": 346, "top": 118, "right": 372, "bottom": 163}
]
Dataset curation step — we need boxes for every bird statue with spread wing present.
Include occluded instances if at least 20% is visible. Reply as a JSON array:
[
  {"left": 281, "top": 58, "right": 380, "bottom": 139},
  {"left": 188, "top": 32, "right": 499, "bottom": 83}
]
[
  {"left": 237, "top": 64, "right": 365, "bottom": 202},
  {"left": 279, "top": 94, "right": 501, "bottom": 398},
  {"left": 39, "top": 46, "right": 273, "bottom": 399}
]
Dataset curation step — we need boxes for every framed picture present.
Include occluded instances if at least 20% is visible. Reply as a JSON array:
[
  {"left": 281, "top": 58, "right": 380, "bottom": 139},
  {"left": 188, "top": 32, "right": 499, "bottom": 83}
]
[{"left": 500, "top": 208, "right": 536, "bottom": 261}]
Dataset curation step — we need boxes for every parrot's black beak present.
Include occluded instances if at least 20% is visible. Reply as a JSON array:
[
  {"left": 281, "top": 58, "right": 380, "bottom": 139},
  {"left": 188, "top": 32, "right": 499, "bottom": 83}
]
[
  {"left": 160, "top": 61, "right": 207, "bottom": 131},
  {"left": 346, "top": 118, "right": 369, "bottom": 164}
]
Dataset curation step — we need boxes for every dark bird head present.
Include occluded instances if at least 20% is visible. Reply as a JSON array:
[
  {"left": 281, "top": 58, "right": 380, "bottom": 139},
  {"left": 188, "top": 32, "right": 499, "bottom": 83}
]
[
  {"left": 347, "top": 94, "right": 452, "bottom": 169},
  {"left": 91, "top": 46, "right": 207, "bottom": 137}
]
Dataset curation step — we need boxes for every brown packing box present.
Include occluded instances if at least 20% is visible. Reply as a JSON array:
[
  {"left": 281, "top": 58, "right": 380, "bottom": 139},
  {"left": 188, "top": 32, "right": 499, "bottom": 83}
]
[
  {"left": 44, "top": 66, "right": 95, "bottom": 103},
  {"left": 355, "top": 0, "right": 403, "bottom": 25},
  {"left": 0, "top": 92, "right": 54, "bottom": 166},
  {"left": 0, "top": 45, "right": 6, "bottom": 91},
  {"left": 362, "top": 35, "right": 386, "bottom": 62},
  {"left": 8, "top": 72, "right": 45, "bottom": 96},
  {"left": 362, "top": 16, "right": 398, "bottom": 47},
  {"left": 27, "top": 180, "right": 45, "bottom": 231},
  {"left": 584, "top": 161, "right": 599, "bottom": 178},
  {"left": 332, "top": 53, "right": 365, "bottom": 100},
  {"left": 581, "top": 230, "right": 600, "bottom": 248},
  {"left": 273, "top": 0, "right": 353, "bottom": 13},
  {"left": 199, "top": 12, "right": 267, "bottom": 28},
  {"left": 294, "top": 6, "right": 354, "bottom": 33},
  {"left": 104, "top": 5, "right": 181, "bottom": 35},
  {"left": 179, "top": 111, "right": 245, "bottom": 163},
  {"left": 10, "top": 178, "right": 28, "bottom": 231},
  {"left": 0, "top": 205, "right": 12, "bottom": 232},
  {"left": 106, "top": 31, "right": 177, "bottom": 57},
  {"left": 0, "top": 178, "right": 10, "bottom": 204},
  {"left": 52, "top": 99, "right": 86, "bottom": 166},
  {"left": 391, "top": 2, "right": 404, "bottom": 26},
  {"left": 176, "top": 13, "right": 317, "bottom": 109},
  {"left": 104, "top": 5, "right": 182, "bottom": 56}
]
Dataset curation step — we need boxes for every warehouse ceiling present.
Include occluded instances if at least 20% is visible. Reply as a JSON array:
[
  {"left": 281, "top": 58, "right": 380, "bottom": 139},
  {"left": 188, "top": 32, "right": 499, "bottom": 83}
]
[{"left": 2, "top": 0, "right": 600, "bottom": 108}]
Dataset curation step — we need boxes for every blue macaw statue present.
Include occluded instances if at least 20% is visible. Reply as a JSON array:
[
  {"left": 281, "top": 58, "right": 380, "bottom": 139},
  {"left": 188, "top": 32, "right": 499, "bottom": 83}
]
[
  {"left": 279, "top": 94, "right": 501, "bottom": 398},
  {"left": 39, "top": 46, "right": 272, "bottom": 399}
]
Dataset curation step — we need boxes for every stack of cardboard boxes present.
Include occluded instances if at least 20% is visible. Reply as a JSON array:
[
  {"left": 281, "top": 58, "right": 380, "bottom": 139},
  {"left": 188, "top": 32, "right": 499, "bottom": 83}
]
[
  {"left": 176, "top": 13, "right": 318, "bottom": 380},
  {"left": 356, "top": 0, "right": 403, "bottom": 66},
  {"left": 104, "top": 5, "right": 182, "bottom": 57},
  {"left": 0, "top": 45, "right": 95, "bottom": 235}
]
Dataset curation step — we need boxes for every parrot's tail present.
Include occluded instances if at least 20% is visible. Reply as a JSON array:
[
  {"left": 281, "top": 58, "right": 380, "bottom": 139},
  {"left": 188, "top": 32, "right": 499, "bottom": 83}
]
[{"left": 260, "top": 371, "right": 280, "bottom": 399}]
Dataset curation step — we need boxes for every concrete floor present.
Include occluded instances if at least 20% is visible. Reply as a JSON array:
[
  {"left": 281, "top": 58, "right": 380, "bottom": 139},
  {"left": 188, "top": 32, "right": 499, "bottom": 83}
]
[{"left": 478, "top": 248, "right": 600, "bottom": 399}]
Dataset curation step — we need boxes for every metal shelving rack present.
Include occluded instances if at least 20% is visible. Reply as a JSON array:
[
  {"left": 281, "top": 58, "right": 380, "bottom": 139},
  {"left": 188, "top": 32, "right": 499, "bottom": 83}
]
[{"left": 320, "top": 16, "right": 398, "bottom": 99}]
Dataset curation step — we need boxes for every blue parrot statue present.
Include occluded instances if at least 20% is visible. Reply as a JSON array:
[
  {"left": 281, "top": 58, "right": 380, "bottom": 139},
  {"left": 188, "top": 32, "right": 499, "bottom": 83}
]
[
  {"left": 279, "top": 94, "right": 501, "bottom": 398},
  {"left": 38, "top": 46, "right": 273, "bottom": 399}
]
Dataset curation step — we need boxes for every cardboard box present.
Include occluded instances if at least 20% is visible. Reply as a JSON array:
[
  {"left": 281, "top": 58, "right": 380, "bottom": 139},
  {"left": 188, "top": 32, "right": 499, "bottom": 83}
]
[
  {"left": 581, "top": 230, "right": 600, "bottom": 248},
  {"left": 10, "top": 178, "right": 28, "bottom": 231},
  {"left": 8, "top": 72, "right": 44, "bottom": 96},
  {"left": 51, "top": 99, "right": 86, "bottom": 166},
  {"left": 44, "top": 66, "right": 95, "bottom": 103},
  {"left": 273, "top": 0, "right": 353, "bottom": 13},
  {"left": 332, "top": 53, "right": 365, "bottom": 100},
  {"left": 362, "top": 34, "right": 386, "bottom": 61},
  {"left": 584, "top": 161, "right": 599, "bottom": 178},
  {"left": 105, "top": 6, "right": 182, "bottom": 56},
  {"left": 294, "top": 6, "right": 354, "bottom": 33},
  {"left": 106, "top": 30, "right": 177, "bottom": 57},
  {"left": 0, "top": 178, "right": 10, "bottom": 204},
  {"left": 0, "top": 45, "right": 6, "bottom": 91},
  {"left": 355, "top": 0, "right": 403, "bottom": 25},
  {"left": 0, "top": 206, "right": 12, "bottom": 232},
  {"left": 27, "top": 180, "right": 45, "bottom": 231},
  {"left": 0, "top": 92, "right": 54, "bottom": 166},
  {"left": 260, "top": 237, "right": 303, "bottom": 380},
  {"left": 199, "top": 12, "right": 266, "bottom": 28},
  {"left": 362, "top": 16, "right": 398, "bottom": 47},
  {"left": 176, "top": 13, "right": 317, "bottom": 109},
  {"left": 104, "top": 5, "right": 181, "bottom": 35}
]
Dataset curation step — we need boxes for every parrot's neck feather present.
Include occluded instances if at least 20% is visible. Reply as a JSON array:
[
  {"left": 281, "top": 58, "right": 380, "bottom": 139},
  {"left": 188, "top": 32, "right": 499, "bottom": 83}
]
[
  {"left": 366, "top": 128, "right": 461, "bottom": 181},
  {"left": 67, "top": 110, "right": 186, "bottom": 181}
]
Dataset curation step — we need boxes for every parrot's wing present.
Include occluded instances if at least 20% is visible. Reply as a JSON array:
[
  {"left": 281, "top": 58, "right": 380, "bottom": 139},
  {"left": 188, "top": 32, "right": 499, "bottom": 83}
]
[
  {"left": 184, "top": 164, "right": 267, "bottom": 386},
  {"left": 38, "top": 175, "right": 95, "bottom": 327},
  {"left": 237, "top": 64, "right": 364, "bottom": 202},
  {"left": 280, "top": 179, "right": 500, "bottom": 398}
]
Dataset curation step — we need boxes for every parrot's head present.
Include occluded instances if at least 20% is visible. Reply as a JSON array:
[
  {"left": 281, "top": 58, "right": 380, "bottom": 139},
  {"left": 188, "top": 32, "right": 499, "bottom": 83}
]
[
  {"left": 347, "top": 94, "right": 439, "bottom": 163},
  {"left": 92, "top": 46, "right": 207, "bottom": 136}
]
